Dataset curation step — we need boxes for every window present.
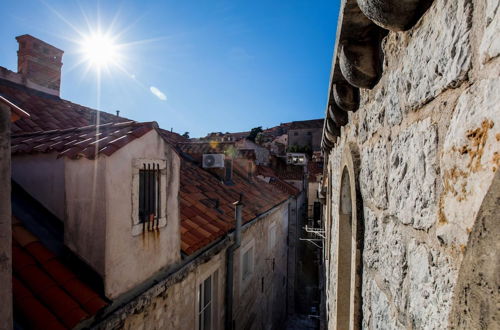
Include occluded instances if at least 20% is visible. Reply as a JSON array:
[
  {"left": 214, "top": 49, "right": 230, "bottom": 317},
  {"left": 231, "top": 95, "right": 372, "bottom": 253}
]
[
  {"left": 242, "top": 246, "right": 254, "bottom": 281},
  {"left": 198, "top": 274, "right": 214, "bottom": 330},
  {"left": 307, "top": 131, "right": 312, "bottom": 136},
  {"left": 139, "top": 163, "right": 161, "bottom": 224},
  {"left": 132, "top": 159, "right": 167, "bottom": 235},
  {"left": 268, "top": 223, "right": 277, "bottom": 252},
  {"left": 239, "top": 240, "right": 255, "bottom": 293}
]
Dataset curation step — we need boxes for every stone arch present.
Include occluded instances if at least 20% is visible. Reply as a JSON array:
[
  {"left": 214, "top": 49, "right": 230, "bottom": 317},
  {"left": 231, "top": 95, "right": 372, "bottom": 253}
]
[
  {"left": 449, "top": 171, "right": 500, "bottom": 329},
  {"left": 335, "top": 144, "right": 364, "bottom": 330}
]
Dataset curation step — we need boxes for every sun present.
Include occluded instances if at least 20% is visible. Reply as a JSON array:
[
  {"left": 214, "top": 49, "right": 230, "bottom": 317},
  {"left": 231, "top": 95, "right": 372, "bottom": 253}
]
[{"left": 81, "top": 33, "right": 118, "bottom": 68}]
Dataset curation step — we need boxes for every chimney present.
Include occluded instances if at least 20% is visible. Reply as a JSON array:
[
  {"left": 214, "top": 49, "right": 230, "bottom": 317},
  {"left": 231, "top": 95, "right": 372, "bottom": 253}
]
[
  {"left": 16, "top": 35, "right": 64, "bottom": 95},
  {"left": 224, "top": 159, "right": 233, "bottom": 185}
]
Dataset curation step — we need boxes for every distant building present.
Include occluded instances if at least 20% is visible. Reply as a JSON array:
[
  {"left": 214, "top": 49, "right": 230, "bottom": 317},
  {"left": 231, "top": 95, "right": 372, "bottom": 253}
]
[{"left": 287, "top": 119, "right": 324, "bottom": 152}]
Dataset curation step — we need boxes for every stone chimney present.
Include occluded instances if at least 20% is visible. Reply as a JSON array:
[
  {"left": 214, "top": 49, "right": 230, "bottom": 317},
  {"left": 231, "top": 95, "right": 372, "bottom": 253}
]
[{"left": 16, "top": 35, "right": 63, "bottom": 95}]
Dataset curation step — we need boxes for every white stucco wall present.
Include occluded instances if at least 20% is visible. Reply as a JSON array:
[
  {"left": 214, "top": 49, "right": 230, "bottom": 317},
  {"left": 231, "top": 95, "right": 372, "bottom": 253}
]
[
  {"left": 12, "top": 153, "right": 65, "bottom": 220},
  {"left": 103, "top": 130, "right": 181, "bottom": 298},
  {"left": 65, "top": 156, "right": 108, "bottom": 276}
]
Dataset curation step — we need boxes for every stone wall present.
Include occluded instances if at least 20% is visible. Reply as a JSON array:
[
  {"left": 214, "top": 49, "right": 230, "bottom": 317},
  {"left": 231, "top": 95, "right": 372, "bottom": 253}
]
[
  {"left": 288, "top": 128, "right": 323, "bottom": 152},
  {"left": 233, "top": 201, "right": 290, "bottom": 329},
  {"left": 323, "top": 0, "right": 499, "bottom": 328}
]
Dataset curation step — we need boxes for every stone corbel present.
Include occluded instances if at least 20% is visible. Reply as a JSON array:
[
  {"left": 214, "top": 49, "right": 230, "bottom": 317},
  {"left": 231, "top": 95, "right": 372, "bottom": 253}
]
[
  {"left": 357, "top": 0, "right": 434, "bottom": 31},
  {"left": 332, "top": 82, "right": 360, "bottom": 112},
  {"left": 328, "top": 104, "right": 349, "bottom": 127},
  {"left": 339, "top": 42, "right": 382, "bottom": 89},
  {"left": 323, "top": 131, "right": 335, "bottom": 148}
]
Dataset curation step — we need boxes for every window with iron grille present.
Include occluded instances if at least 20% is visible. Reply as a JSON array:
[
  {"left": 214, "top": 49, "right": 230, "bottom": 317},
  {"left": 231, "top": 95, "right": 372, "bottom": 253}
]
[
  {"left": 139, "top": 163, "right": 161, "bottom": 224},
  {"left": 132, "top": 159, "right": 167, "bottom": 235}
]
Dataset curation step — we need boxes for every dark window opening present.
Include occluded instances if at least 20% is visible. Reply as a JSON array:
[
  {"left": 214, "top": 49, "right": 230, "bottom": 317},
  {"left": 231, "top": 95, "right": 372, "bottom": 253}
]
[{"left": 139, "top": 163, "right": 161, "bottom": 224}]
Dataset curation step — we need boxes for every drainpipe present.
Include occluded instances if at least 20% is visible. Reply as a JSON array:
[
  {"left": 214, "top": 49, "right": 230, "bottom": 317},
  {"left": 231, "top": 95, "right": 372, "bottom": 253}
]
[{"left": 225, "top": 194, "right": 243, "bottom": 330}]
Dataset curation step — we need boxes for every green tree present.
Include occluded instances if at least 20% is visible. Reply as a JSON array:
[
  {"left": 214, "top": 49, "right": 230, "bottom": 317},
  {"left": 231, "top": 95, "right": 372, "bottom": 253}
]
[
  {"left": 182, "top": 132, "right": 190, "bottom": 138},
  {"left": 247, "top": 126, "right": 263, "bottom": 142}
]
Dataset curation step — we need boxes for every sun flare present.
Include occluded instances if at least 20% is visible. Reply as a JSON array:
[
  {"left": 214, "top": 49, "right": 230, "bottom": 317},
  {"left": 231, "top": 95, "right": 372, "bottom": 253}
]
[{"left": 81, "top": 33, "right": 118, "bottom": 68}]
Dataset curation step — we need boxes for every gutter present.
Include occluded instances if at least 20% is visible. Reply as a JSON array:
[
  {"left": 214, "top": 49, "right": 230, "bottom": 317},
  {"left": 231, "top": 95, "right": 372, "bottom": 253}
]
[{"left": 225, "top": 195, "right": 243, "bottom": 330}]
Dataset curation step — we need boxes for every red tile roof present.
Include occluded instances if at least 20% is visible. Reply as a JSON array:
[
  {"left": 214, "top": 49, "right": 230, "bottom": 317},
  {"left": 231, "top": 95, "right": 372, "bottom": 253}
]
[
  {"left": 178, "top": 141, "right": 236, "bottom": 155},
  {"left": 256, "top": 165, "right": 300, "bottom": 196},
  {"left": 12, "top": 221, "right": 108, "bottom": 329},
  {"left": 0, "top": 79, "right": 127, "bottom": 134},
  {"left": 11, "top": 121, "right": 157, "bottom": 159},
  {"left": 289, "top": 119, "right": 324, "bottom": 130},
  {"left": 159, "top": 128, "right": 189, "bottom": 145},
  {"left": 0, "top": 95, "right": 30, "bottom": 120},
  {"left": 180, "top": 159, "right": 290, "bottom": 255},
  {"left": 275, "top": 165, "right": 304, "bottom": 181}
]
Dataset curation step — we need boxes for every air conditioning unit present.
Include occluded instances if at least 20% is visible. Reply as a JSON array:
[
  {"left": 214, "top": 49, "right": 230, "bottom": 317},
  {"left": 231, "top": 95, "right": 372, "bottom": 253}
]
[
  {"left": 286, "top": 153, "right": 307, "bottom": 166},
  {"left": 202, "top": 154, "right": 225, "bottom": 168}
]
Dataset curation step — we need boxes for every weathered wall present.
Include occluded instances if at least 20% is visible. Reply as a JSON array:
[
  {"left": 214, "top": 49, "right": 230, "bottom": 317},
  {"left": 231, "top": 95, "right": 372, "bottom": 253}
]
[
  {"left": 287, "top": 191, "right": 306, "bottom": 315},
  {"left": 233, "top": 202, "right": 290, "bottom": 330},
  {"left": 98, "top": 201, "right": 291, "bottom": 330},
  {"left": 65, "top": 130, "right": 180, "bottom": 298},
  {"left": 119, "top": 250, "right": 226, "bottom": 330},
  {"left": 288, "top": 128, "right": 322, "bottom": 151},
  {"left": 12, "top": 153, "right": 65, "bottom": 220},
  {"left": 324, "top": 0, "right": 500, "bottom": 328},
  {"left": 65, "top": 156, "right": 108, "bottom": 276},
  {"left": 307, "top": 181, "right": 319, "bottom": 218},
  {"left": 0, "top": 104, "right": 12, "bottom": 330},
  {"left": 103, "top": 130, "right": 181, "bottom": 298}
]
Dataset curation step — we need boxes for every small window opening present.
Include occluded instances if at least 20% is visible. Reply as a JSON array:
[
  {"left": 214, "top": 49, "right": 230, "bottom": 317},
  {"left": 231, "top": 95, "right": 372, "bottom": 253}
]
[
  {"left": 198, "top": 275, "right": 213, "bottom": 330},
  {"left": 242, "top": 247, "right": 254, "bottom": 281},
  {"left": 139, "top": 163, "right": 161, "bottom": 226}
]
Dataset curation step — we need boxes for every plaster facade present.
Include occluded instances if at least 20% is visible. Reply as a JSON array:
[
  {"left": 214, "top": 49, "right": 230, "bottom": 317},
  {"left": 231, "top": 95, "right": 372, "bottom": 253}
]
[
  {"left": 97, "top": 201, "right": 291, "bottom": 330},
  {"left": 12, "top": 153, "right": 65, "bottom": 220},
  {"left": 11, "top": 129, "right": 181, "bottom": 299},
  {"left": 322, "top": 0, "right": 500, "bottom": 328}
]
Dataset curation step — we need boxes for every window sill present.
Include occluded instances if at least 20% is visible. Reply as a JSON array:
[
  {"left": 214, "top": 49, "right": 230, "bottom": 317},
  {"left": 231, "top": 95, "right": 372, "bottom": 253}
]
[{"left": 131, "top": 217, "right": 167, "bottom": 236}]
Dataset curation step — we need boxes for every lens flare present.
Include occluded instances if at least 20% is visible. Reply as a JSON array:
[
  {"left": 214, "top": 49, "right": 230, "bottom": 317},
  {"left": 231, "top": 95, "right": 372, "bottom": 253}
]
[{"left": 81, "top": 33, "right": 118, "bottom": 68}]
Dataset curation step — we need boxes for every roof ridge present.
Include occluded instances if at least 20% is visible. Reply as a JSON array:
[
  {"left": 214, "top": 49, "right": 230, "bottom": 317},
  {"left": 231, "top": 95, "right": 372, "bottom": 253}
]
[{"left": 11, "top": 120, "right": 157, "bottom": 138}]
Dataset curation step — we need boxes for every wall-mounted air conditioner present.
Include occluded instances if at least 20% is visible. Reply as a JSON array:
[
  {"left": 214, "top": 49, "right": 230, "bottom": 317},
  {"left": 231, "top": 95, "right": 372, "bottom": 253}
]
[
  {"left": 286, "top": 153, "right": 307, "bottom": 166},
  {"left": 202, "top": 154, "right": 225, "bottom": 168}
]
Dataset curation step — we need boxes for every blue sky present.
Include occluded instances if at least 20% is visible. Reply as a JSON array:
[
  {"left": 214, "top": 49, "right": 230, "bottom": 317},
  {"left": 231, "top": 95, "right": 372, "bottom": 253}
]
[{"left": 0, "top": 1, "right": 340, "bottom": 137}]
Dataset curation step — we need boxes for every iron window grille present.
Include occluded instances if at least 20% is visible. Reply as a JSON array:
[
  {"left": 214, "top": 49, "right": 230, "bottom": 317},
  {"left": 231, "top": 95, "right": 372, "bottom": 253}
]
[{"left": 139, "top": 163, "right": 161, "bottom": 229}]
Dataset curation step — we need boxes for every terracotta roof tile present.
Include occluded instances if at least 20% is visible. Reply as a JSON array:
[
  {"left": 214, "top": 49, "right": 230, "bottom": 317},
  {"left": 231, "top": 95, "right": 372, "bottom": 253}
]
[
  {"left": 12, "top": 223, "right": 109, "bottom": 329},
  {"left": 0, "top": 78, "right": 186, "bottom": 146},
  {"left": 13, "top": 278, "right": 67, "bottom": 330},
  {"left": 11, "top": 121, "right": 158, "bottom": 159},
  {"left": 0, "top": 79, "right": 126, "bottom": 134},
  {"left": 179, "top": 158, "right": 292, "bottom": 255}
]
